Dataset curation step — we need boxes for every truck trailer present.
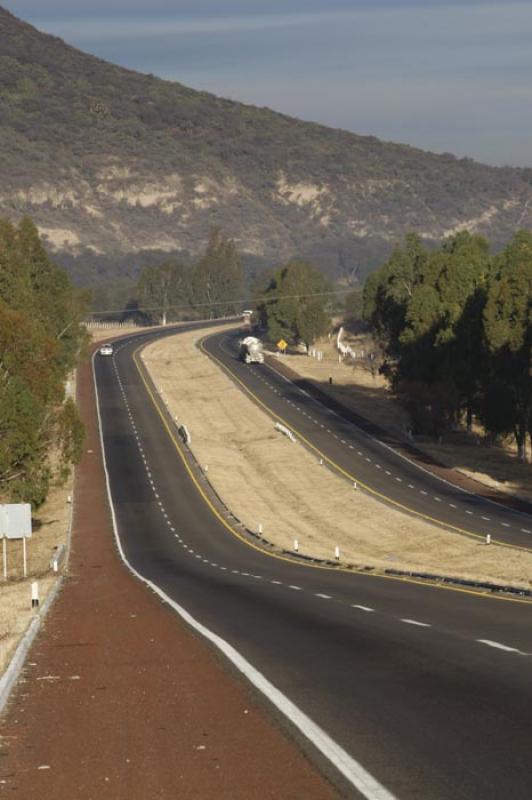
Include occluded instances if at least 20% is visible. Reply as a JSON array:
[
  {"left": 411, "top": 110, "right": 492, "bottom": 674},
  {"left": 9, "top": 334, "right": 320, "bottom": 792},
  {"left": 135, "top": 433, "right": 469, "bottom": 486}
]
[{"left": 239, "top": 336, "right": 264, "bottom": 364}]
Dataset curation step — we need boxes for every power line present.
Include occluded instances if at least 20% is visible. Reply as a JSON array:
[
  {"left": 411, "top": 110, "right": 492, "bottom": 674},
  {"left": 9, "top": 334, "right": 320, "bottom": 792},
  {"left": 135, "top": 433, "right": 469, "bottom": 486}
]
[{"left": 88, "top": 288, "right": 354, "bottom": 316}]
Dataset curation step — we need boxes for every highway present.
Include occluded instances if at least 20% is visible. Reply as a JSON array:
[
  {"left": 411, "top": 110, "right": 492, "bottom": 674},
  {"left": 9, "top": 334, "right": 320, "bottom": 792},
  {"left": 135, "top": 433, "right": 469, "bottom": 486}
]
[
  {"left": 203, "top": 330, "right": 532, "bottom": 550},
  {"left": 94, "top": 323, "right": 532, "bottom": 800}
]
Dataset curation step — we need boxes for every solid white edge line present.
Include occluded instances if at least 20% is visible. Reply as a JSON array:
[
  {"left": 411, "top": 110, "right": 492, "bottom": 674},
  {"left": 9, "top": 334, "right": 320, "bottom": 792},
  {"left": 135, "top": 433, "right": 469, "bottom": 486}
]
[{"left": 92, "top": 345, "right": 397, "bottom": 800}]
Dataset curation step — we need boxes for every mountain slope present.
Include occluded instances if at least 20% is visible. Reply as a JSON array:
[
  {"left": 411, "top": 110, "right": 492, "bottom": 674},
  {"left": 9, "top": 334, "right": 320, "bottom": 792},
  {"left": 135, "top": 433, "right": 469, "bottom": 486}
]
[{"left": 1, "top": 5, "right": 531, "bottom": 285}]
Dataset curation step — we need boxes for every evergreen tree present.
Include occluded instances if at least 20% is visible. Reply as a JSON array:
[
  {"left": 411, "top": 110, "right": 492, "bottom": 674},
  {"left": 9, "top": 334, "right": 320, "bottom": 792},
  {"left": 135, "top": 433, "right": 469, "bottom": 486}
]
[
  {"left": 364, "top": 231, "right": 492, "bottom": 437},
  {"left": 190, "top": 228, "right": 243, "bottom": 316},
  {"left": 482, "top": 231, "right": 532, "bottom": 461},
  {"left": 256, "top": 260, "right": 331, "bottom": 348},
  {"left": 0, "top": 218, "right": 87, "bottom": 506},
  {"left": 136, "top": 259, "right": 190, "bottom": 324}
]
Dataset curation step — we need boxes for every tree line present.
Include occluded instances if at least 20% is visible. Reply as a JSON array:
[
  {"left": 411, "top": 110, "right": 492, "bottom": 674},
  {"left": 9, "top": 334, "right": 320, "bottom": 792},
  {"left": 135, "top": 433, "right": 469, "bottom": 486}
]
[
  {"left": 135, "top": 229, "right": 244, "bottom": 323},
  {"left": 363, "top": 230, "right": 531, "bottom": 460},
  {"left": 134, "top": 230, "right": 335, "bottom": 348},
  {"left": 0, "top": 217, "right": 87, "bottom": 507}
]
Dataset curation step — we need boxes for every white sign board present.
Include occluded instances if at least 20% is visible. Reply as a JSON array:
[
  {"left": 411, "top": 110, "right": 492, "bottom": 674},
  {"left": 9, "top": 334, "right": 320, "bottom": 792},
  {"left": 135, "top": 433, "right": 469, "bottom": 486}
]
[{"left": 0, "top": 504, "right": 32, "bottom": 539}]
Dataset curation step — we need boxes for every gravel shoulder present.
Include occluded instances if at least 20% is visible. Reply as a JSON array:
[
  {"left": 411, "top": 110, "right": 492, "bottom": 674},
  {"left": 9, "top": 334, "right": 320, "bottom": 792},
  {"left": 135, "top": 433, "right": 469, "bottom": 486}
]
[{"left": 143, "top": 327, "right": 532, "bottom": 590}]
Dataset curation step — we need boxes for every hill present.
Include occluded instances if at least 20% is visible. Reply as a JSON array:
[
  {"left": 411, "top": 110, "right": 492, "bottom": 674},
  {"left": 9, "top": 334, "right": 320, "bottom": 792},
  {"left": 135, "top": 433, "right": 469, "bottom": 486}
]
[{"left": 1, "top": 5, "right": 532, "bottom": 288}]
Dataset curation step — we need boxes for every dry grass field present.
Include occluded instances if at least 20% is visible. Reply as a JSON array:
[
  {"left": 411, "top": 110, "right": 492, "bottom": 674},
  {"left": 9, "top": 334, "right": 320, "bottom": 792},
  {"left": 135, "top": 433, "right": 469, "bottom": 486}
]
[
  {"left": 143, "top": 327, "right": 532, "bottom": 591},
  {"left": 0, "top": 479, "right": 72, "bottom": 675}
]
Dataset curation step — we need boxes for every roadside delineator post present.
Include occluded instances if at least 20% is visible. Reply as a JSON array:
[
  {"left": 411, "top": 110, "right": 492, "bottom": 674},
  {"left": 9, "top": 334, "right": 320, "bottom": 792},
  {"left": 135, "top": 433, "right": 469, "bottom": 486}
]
[
  {"left": 486, "top": 534, "right": 491, "bottom": 545},
  {"left": 353, "top": 481, "right": 357, "bottom": 490},
  {"left": 258, "top": 523, "right": 263, "bottom": 535},
  {"left": 334, "top": 546, "right": 340, "bottom": 561},
  {"left": 294, "top": 539, "right": 299, "bottom": 552},
  {"left": 31, "top": 581, "right": 39, "bottom": 608}
]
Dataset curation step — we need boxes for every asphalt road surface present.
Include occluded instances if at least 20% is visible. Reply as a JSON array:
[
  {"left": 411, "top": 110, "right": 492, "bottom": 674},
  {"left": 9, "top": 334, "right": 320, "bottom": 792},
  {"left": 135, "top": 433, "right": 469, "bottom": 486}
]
[
  {"left": 203, "top": 330, "right": 532, "bottom": 550},
  {"left": 94, "top": 323, "right": 532, "bottom": 800}
]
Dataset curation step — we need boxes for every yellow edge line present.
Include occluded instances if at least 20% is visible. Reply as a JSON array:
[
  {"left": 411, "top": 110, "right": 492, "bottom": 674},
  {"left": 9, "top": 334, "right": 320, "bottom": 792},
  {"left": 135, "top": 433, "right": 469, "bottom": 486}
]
[
  {"left": 131, "top": 334, "right": 532, "bottom": 605},
  {"left": 202, "top": 334, "right": 532, "bottom": 555}
]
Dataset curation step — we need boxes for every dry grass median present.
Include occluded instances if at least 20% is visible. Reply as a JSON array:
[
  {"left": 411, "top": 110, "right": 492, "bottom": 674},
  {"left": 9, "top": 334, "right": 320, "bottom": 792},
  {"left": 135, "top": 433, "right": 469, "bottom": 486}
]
[{"left": 143, "top": 327, "right": 532, "bottom": 591}]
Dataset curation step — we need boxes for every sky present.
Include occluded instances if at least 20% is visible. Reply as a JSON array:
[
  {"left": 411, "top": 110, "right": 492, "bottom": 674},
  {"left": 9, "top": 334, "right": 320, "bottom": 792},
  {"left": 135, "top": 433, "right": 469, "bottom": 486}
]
[{"left": 5, "top": 0, "right": 532, "bottom": 167}]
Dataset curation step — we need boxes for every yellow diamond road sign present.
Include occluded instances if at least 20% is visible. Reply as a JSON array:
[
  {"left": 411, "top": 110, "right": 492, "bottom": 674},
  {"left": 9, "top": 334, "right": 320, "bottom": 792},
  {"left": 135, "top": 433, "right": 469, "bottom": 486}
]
[{"left": 277, "top": 339, "right": 288, "bottom": 351}]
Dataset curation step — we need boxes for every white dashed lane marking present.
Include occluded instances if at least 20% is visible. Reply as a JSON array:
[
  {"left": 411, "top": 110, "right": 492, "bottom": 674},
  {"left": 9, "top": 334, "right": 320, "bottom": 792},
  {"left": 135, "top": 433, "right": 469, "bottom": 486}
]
[
  {"left": 112, "top": 355, "right": 530, "bottom": 677},
  {"left": 477, "top": 640, "right": 525, "bottom": 654},
  {"left": 401, "top": 619, "right": 431, "bottom": 628}
]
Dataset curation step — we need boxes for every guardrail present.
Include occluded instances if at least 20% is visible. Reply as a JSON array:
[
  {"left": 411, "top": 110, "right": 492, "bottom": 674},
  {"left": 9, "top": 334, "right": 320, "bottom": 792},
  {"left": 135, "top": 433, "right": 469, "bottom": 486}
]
[{"left": 274, "top": 422, "right": 297, "bottom": 442}]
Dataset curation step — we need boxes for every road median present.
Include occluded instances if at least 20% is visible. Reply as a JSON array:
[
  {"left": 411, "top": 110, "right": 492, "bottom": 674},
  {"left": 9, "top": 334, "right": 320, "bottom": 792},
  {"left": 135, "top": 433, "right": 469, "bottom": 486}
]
[{"left": 142, "top": 326, "right": 532, "bottom": 593}]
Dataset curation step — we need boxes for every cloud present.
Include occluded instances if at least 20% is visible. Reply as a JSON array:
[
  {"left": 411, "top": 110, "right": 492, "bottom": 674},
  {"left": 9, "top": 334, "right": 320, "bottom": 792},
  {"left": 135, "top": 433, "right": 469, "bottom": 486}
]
[{"left": 19, "top": 1, "right": 532, "bottom": 44}]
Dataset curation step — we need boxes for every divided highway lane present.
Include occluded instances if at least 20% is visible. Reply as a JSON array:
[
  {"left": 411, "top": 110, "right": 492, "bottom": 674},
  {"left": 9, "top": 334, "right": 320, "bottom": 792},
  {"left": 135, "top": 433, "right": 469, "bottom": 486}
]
[
  {"left": 203, "top": 331, "right": 532, "bottom": 549},
  {"left": 95, "top": 326, "right": 532, "bottom": 800}
]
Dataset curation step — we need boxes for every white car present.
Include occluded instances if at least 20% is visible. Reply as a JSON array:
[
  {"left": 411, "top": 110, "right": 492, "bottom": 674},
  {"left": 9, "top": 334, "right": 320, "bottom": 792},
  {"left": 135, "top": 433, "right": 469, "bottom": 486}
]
[{"left": 99, "top": 343, "right": 114, "bottom": 356}]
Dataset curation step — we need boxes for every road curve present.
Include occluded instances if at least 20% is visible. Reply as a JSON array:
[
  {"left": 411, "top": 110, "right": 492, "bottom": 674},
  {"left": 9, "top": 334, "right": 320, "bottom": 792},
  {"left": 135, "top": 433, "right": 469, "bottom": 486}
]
[
  {"left": 95, "top": 323, "right": 532, "bottom": 800},
  {"left": 202, "top": 330, "right": 532, "bottom": 551}
]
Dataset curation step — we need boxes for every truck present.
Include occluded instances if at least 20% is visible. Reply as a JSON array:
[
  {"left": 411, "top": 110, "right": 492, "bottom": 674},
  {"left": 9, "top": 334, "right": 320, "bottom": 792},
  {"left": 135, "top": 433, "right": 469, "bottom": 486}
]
[
  {"left": 239, "top": 336, "right": 264, "bottom": 364},
  {"left": 241, "top": 309, "right": 253, "bottom": 329}
]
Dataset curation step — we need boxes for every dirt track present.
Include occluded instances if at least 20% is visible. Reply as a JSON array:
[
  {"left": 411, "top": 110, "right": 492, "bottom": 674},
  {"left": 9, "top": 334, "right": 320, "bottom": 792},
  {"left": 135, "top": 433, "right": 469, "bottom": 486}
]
[{"left": 0, "top": 346, "right": 340, "bottom": 799}]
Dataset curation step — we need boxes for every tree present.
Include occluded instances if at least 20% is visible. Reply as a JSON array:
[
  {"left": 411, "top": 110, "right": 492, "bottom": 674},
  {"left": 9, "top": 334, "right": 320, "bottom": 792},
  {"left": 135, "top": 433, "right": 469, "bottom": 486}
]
[
  {"left": 364, "top": 231, "right": 492, "bottom": 437},
  {"left": 363, "top": 233, "right": 429, "bottom": 359},
  {"left": 190, "top": 228, "right": 244, "bottom": 316},
  {"left": 136, "top": 259, "right": 190, "bottom": 324},
  {"left": 482, "top": 231, "right": 532, "bottom": 461},
  {"left": 256, "top": 260, "right": 331, "bottom": 348},
  {"left": 0, "top": 218, "right": 87, "bottom": 507},
  {"left": 343, "top": 288, "right": 364, "bottom": 327}
]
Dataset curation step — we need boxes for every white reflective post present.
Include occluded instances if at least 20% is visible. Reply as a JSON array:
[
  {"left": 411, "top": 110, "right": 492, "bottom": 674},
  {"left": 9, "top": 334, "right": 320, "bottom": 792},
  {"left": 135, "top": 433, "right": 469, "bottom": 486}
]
[{"left": 31, "top": 581, "right": 39, "bottom": 608}]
